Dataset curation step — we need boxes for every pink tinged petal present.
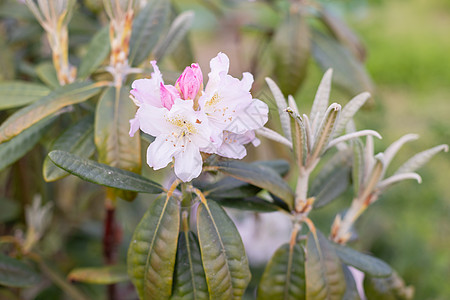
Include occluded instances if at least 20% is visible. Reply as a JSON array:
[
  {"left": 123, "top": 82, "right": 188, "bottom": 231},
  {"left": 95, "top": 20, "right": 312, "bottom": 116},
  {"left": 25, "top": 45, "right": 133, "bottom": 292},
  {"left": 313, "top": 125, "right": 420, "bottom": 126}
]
[
  {"left": 136, "top": 104, "right": 170, "bottom": 136},
  {"left": 205, "top": 52, "right": 230, "bottom": 94},
  {"left": 176, "top": 63, "right": 203, "bottom": 100},
  {"left": 147, "top": 135, "right": 180, "bottom": 170},
  {"left": 174, "top": 142, "right": 203, "bottom": 182},
  {"left": 150, "top": 60, "right": 163, "bottom": 83},
  {"left": 131, "top": 78, "right": 163, "bottom": 108},
  {"left": 160, "top": 83, "right": 178, "bottom": 110},
  {"left": 129, "top": 115, "right": 140, "bottom": 137}
]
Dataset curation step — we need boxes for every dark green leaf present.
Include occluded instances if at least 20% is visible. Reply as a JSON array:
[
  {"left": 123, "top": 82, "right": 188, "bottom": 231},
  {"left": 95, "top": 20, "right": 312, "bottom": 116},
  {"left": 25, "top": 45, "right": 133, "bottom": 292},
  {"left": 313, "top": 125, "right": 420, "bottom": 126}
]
[
  {"left": 272, "top": 8, "right": 310, "bottom": 95},
  {"left": 257, "top": 243, "right": 306, "bottom": 300},
  {"left": 0, "top": 197, "right": 20, "bottom": 222},
  {"left": 213, "top": 160, "right": 294, "bottom": 209},
  {"left": 333, "top": 244, "right": 392, "bottom": 278},
  {"left": 48, "top": 150, "right": 163, "bottom": 194},
  {"left": 35, "top": 62, "right": 60, "bottom": 89},
  {"left": 0, "top": 81, "right": 50, "bottom": 110},
  {"left": 364, "top": 271, "right": 414, "bottom": 300},
  {"left": 311, "top": 30, "right": 374, "bottom": 96},
  {"left": 127, "top": 195, "right": 180, "bottom": 299},
  {"left": 129, "top": 0, "right": 170, "bottom": 66},
  {"left": 171, "top": 231, "right": 209, "bottom": 300},
  {"left": 0, "top": 81, "right": 103, "bottom": 143},
  {"left": 0, "top": 254, "right": 41, "bottom": 287},
  {"left": 342, "top": 265, "right": 361, "bottom": 300},
  {"left": 43, "top": 115, "right": 95, "bottom": 182},
  {"left": 68, "top": 265, "right": 128, "bottom": 285},
  {"left": 212, "top": 196, "right": 280, "bottom": 212},
  {"left": 78, "top": 26, "right": 110, "bottom": 79},
  {"left": 255, "top": 160, "right": 290, "bottom": 177},
  {"left": 310, "top": 149, "right": 352, "bottom": 208},
  {"left": 95, "top": 86, "right": 141, "bottom": 200},
  {"left": 305, "top": 230, "right": 345, "bottom": 300},
  {"left": 197, "top": 200, "right": 251, "bottom": 300},
  {"left": 0, "top": 116, "right": 55, "bottom": 171}
]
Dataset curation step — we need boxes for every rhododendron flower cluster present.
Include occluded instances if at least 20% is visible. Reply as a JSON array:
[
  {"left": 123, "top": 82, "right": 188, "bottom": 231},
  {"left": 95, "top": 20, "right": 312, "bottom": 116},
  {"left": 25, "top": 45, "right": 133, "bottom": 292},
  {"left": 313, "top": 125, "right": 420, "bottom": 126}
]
[{"left": 129, "top": 53, "right": 269, "bottom": 182}]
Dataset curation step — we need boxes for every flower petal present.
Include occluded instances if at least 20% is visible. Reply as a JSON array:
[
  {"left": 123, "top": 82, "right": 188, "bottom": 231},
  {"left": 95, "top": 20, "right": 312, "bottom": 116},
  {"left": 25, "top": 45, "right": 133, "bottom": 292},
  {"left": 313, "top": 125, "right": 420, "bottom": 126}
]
[
  {"left": 147, "top": 134, "right": 179, "bottom": 170},
  {"left": 174, "top": 142, "right": 203, "bottom": 182},
  {"left": 137, "top": 104, "right": 170, "bottom": 136},
  {"left": 129, "top": 115, "right": 140, "bottom": 137}
]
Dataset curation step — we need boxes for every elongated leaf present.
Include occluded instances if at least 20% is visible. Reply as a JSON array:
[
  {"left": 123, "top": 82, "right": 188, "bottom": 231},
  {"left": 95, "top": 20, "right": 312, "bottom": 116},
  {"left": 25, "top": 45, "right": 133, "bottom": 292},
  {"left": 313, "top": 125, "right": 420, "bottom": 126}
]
[
  {"left": 128, "top": 195, "right": 180, "bottom": 299},
  {"left": 382, "top": 134, "right": 419, "bottom": 176},
  {"left": 95, "top": 86, "right": 141, "bottom": 200},
  {"left": 0, "top": 254, "right": 41, "bottom": 287},
  {"left": 326, "top": 130, "right": 381, "bottom": 151},
  {"left": 197, "top": 200, "right": 251, "bottom": 300},
  {"left": 352, "top": 139, "right": 365, "bottom": 196},
  {"left": 43, "top": 115, "right": 95, "bottom": 182},
  {"left": 342, "top": 265, "right": 361, "bottom": 300},
  {"left": 311, "top": 30, "right": 374, "bottom": 96},
  {"left": 257, "top": 242, "right": 306, "bottom": 300},
  {"left": 68, "top": 265, "right": 128, "bottom": 284},
  {"left": 35, "top": 62, "right": 60, "bottom": 89},
  {"left": 48, "top": 150, "right": 163, "bottom": 194},
  {"left": 333, "top": 244, "right": 392, "bottom": 277},
  {"left": 213, "top": 160, "right": 294, "bottom": 209},
  {"left": 395, "top": 144, "right": 449, "bottom": 174},
  {"left": 364, "top": 271, "right": 414, "bottom": 300},
  {"left": 0, "top": 197, "right": 20, "bottom": 222},
  {"left": 0, "top": 81, "right": 103, "bottom": 143},
  {"left": 256, "top": 127, "right": 292, "bottom": 148},
  {"left": 333, "top": 92, "right": 371, "bottom": 137},
  {"left": 310, "top": 149, "right": 352, "bottom": 208},
  {"left": 78, "top": 26, "right": 110, "bottom": 79},
  {"left": 171, "top": 231, "right": 209, "bottom": 300},
  {"left": 272, "top": 9, "right": 310, "bottom": 95},
  {"left": 310, "top": 103, "right": 341, "bottom": 162},
  {"left": 287, "top": 109, "right": 308, "bottom": 166},
  {"left": 318, "top": 8, "right": 366, "bottom": 62},
  {"left": 0, "top": 116, "right": 55, "bottom": 171},
  {"left": 154, "top": 11, "right": 195, "bottom": 61},
  {"left": 129, "top": 0, "right": 170, "bottom": 66},
  {"left": 0, "top": 81, "right": 50, "bottom": 110},
  {"left": 310, "top": 69, "right": 333, "bottom": 132},
  {"left": 212, "top": 196, "right": 280, "bottom": 212},
  {"left": 204, "top": 177, "right": 261, "bottom": 199},
  {"left": 265, "top": 78, "right": 291, "bottom": 142},
  {"left": 305, "top": 230, "right": 345, "bottom": 300}
]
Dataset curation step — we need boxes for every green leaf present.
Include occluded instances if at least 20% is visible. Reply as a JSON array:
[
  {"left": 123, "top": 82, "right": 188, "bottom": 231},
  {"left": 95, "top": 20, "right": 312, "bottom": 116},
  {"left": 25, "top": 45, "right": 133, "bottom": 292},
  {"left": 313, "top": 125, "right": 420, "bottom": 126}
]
[
  {"left": 95, "top": 86, "right": 141, "bottom": 200},
  {"left": 204, "top": 177, "right": 261, "bottom": 199},
  {"left": 171, "top": 231, "right": 209, "bottom": 300},
  {"left": 0, "top": 116, "right": 56, "bottom": 171},
  {"left": 129, "top": 0, "right": 170, "bottom": 66},
  {"left": 35, "top": 62, "right": 60, "bottom": 89},
  {"left": 154, "top": 11, "right": 195, "bottom": 61},
  {"left": 342, "top": 265, "right": 361, "bottom": 300},
  {"left": 310, "top": 103, "right": 341, "bottom": 162},
  {"left": 310, "top": 149, "right": 352, "bottom": 208},
  {"left": 310, "top": 69, "right": 332, "bottom": 131},
  {"left": 352, "top": 139, "right": 365, "bottom": 196},
  {"left": 212, "top": 196, "right": 281, "bottom": 212},
  {"left": 197, "top": 200, "right": 251, "bottom": 300},
  {"left": 68, "top": 265, "right": 128, "bottom": 285},
  {"left": 257, "top": 242, "right": 306, "bottom": 300},
  {"left": 286, "top": 109, "right": 308, "bottom": 167},
  {"left": 333, "top": 244, "right": 392, "bottom": 277},
  {"left": 43, "top": 115, "right": 95, "bottom": 182},
  {"left": 317, "top": 8, "right": 366, "bottom": 62},
  {"left": 0, "top": 81, "right": 50, "bottom": 110},
  {"left": 265, "top": 77, "right": 291, "bottom": 142},
  {"left": 127, "top": 195, "right": 180, "bottom": 299},
  {"left": 364, "top": 271, "right": 414, "bottom": 300},
  {"left": 0, "top": 254, "right": 41, "bottom": 287},
  {"left": 48, "top": 150, "right": 163, "bottom": 194},
  {"left": 272, "top": 8, "right": 310, "bottom": 95},
  {"left": 0, "top": 34, "right": 15, "bottom": 81},
  {"left": 0, "top": 81, "right": 103, "bottom": 143},
  {"left": 213, "top": 160, "right": 294, "bottom": 209},
  {"left": 0, "top": 197, "right": 20, "bottom": 222},
  {"left": 78, "top": 26, "right": 110, "bottom": 79},
  {"left": 395, "top": 144, "right": 449, "bottom": 174},
  {"left": 311, "top": 30, "right": 374, "bottom": 96},
  {"left": 305, "top": 230, "right": 345, "bottom": 300}
]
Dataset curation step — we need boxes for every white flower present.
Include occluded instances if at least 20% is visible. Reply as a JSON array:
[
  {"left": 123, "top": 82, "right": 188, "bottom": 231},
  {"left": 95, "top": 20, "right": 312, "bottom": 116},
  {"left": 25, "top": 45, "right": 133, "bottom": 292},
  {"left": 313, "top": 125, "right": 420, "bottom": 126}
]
[{"left": 137, "top": 99, "right": 211, "bottom": 182}]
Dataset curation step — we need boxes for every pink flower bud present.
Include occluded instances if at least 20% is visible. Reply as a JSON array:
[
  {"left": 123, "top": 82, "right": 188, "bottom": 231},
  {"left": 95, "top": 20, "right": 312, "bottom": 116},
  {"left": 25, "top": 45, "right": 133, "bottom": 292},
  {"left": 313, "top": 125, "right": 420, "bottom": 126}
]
[
  {"left": 160, "top": 83, "right": 179, "bottom": 110},
  {"left": 176, "top": 63, "right": 203, "bottom": 100}
]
